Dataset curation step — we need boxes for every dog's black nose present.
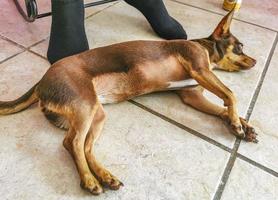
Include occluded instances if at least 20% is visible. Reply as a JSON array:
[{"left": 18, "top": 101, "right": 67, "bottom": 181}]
[
  {"left": 249, "top": 59, "right": 257, "bottom": 68},
  {"left": 253, "top": 59, "right": 257, "bottom": 66}
]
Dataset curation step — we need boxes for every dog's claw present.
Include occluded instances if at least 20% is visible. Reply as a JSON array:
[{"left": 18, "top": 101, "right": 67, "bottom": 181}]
[
  {"left": 104, "top": 180, "right": 123, "bottom": 190},
  {"left": 97, "top": 170, "right": 123, "bottom": 190},
  {"left": 253, "top": 138, "right": 259, "bottom": 143},
  {"left": 243, "top": 130, "right": 258, "bottom": 143},
  {"left": 80, "top": 179, "right": 103, "bottom": 195},
  {"left": 91, "top": 185, "right": 103, "bottom": 195},
  {"left": 248, "top": 127, "right": 256, "bottom": 134},
  {"left": 119, "top": 181, "right": 124, "bottom": 187},
  {"left": 237, "top": 117, "right": 259, "bottom": 143}
]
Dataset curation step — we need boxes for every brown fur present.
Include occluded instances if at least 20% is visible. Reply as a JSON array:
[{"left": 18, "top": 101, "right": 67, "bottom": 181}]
[{"left": 0, "top": 8, "right": 257, "bottom": 195}]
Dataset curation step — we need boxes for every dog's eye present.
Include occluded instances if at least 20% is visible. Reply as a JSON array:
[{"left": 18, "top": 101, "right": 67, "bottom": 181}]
[
  {"left": 238, "top": 43, "right": 243, "bottom": 51},
  {"left": 233, "top": 43, "right": 243, "bottom": 54}
]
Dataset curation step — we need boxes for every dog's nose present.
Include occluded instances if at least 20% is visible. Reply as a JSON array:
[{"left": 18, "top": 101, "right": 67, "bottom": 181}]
[
  {"left": 251, "top": 59, "right": 257, "bottom": 67},
  {"left": 247, "top": 57, "right": 257, "bottom": 69}
]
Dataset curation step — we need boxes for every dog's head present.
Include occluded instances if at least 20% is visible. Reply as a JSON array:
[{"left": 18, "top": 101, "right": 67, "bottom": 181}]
[{"left": 209, "top": 8, "right": 256, "bottom": 72}]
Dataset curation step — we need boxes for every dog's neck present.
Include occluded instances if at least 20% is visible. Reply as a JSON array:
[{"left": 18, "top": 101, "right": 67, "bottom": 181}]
[{"left": 192, "top": 37, "right": 222, "bottom": 66}]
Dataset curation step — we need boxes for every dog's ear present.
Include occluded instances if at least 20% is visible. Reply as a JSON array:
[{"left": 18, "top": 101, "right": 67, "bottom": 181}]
[{"left": 212, "top": 6, "right": 235, "bottom": 39}]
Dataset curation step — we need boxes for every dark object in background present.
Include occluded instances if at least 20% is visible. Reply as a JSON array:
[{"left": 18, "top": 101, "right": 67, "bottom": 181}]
[
  {"left": 47, "top": 0, "right": 89, "bottom": 64},
  {"left": 125, "top": 0, "right": 187, "bottom": 40}
]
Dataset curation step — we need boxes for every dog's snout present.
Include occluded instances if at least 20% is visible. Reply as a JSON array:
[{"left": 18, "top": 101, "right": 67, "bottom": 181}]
[
  {"left": 241, "top": 56, "right": 257, "bottom": 70},
  {"left": 252, "top": 59, "right": 257, "bottom": 66},
  {"left": 249, "top": 58, "right": 257, "bottom": 68}
]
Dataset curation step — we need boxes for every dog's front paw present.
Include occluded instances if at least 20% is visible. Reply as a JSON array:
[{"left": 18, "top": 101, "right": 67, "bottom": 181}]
[
  {"left": 80, "top": 174, "right": 103, "bottom": 195},
  {"left": 230, "top": 122, "right": 245, "bottom": 139},
  {"left": 240, "top": 117, "right": 258, "bottom": 143},
  {"left": 97, "top": 169, "right": 123, "bottom": 190},
  {"left": 224, "top": 115, "right": 258, "bottom": 143}
]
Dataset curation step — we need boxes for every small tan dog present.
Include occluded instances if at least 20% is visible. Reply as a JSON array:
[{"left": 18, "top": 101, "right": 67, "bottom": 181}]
[{"left": 0, "top": 8, "right": 257, "bottom": 195}]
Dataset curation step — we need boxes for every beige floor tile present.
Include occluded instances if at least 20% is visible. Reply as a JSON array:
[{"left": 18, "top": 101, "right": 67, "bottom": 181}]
[
  {"left": 0, "top": 101, "right": 229, "bottom": 200},
  {"left": 0, "top": 0, "right": 51, "bottom": 47},
  {"left": 35, "top": 0, "right": 51, "bottom": 13},
  {"left": 221, "top": 159, "right": 278, "bottom": 200},
  {"left": 133, "top": 1, "right": 275, "bottom": 147},
  {"left": 30, "top": 38, "right": 49, "bottom": 58},
  {"left": 85, "top": 2, "right": 161, "bottom": 48},
  {"left": 84, "top": 0, "right": 118, "bottom": 18},
  {"left": 0, "top": 38, "right": 23, "bottom": 62},
  {"left": 173, "top": 0, "right": 278, "bottom": 31},
  {"left": 0, "top": 51, "right": 49, "bottom": 101},
  {"left": 238, "top": 45, "right": 278, "bottom": 172}
]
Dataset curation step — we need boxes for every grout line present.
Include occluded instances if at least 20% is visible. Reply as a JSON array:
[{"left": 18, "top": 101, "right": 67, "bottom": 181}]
[
  {"left": 129, "top": 100, "right": 232, "bottom": 153},
  {"left": 0, "top": 34, "right": 49, "bottom": 62},
  {"left": 237, "top": 153, "right": 278, "bottom": 178},
  {"left": 171, "top": 0, "right": 224, "bottom": 16},
  {"left": 85, "top": 1, "right": 120, "bottom": 20},
  {"left": 27, "top": 49, "right": 49, "bottom": 61},
  {"left": 129, "top": 98, "right": 278, "bottom": 196},
  {"left": 232, "top": 19, "right": 277, "bottom": 33},
  {"left": 27, "top": 37, "right": 49, "bottom": 50},
  {"left": 0, "top": 50, "right": 26, "bottom": 65},
  {"left": 246, "top": 33, "right": 278, "bottom": 121},
  {"left": 213, "top": 33, "right": 278, "bottom": 200},
  {"left": 170, "top": 0, "right": 278, "bottom": 33},
  {"left": 130, "top": 95, "right": 278, "bottom": 185},
  {"left": 0, "top": 34, "right": 26, "bottom": 50},
  {"left": 213, "top": 138, "right": 240, "bottom": 200}
]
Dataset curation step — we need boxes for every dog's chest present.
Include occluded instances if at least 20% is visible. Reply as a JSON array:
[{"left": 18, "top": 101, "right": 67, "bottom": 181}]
[{"left": 166, "top": 79, "right": 198, "bottom": 90}]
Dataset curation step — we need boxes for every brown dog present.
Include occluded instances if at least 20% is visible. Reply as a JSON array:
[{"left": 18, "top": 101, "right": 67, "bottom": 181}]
[{"left": 0, "top": 8, "right": 257, "bottom": 194}]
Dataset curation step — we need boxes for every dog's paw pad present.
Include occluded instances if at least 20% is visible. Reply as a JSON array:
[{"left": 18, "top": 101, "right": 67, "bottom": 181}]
[{"left": 244, "top": 127, "right": 258, "bottom": 143}]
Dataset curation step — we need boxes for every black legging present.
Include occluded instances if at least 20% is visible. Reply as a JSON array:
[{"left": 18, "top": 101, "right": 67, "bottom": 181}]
[{"left": 47, "top": 0, "right": 187, "bottom": 64}]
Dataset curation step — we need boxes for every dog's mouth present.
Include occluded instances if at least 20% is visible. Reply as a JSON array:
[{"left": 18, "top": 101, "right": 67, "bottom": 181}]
[{"left": 235, "top": 60, "right": 256, "bottom": 70}]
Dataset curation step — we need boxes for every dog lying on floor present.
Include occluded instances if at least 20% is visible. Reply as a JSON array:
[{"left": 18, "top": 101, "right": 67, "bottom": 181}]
[{"left": 0, "top": 8, "right": 257, "bottom": 195}]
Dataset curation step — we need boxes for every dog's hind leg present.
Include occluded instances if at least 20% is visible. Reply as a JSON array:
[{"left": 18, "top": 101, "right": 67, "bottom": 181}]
[
  {"left": 42, "top": 107, "right": 69, "bottom": 130},
  {"left": 177, "top": 86, "right": 258, "bottom": 142},
  {"left": 84, "top": 103, "right": 123, "bottom": 190},
  {"left": 62, "top": 101, "right": 103, "bottom": 195}
]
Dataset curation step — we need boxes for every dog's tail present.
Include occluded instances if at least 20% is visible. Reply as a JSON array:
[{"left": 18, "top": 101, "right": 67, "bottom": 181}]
[{"left": 0, "top": 83, "right": 39, "bottom": 115}]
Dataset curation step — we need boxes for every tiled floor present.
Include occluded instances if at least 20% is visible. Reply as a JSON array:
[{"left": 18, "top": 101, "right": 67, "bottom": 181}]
[{"left": 0, "top": 0, "right": 277, "bottom": 200}]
